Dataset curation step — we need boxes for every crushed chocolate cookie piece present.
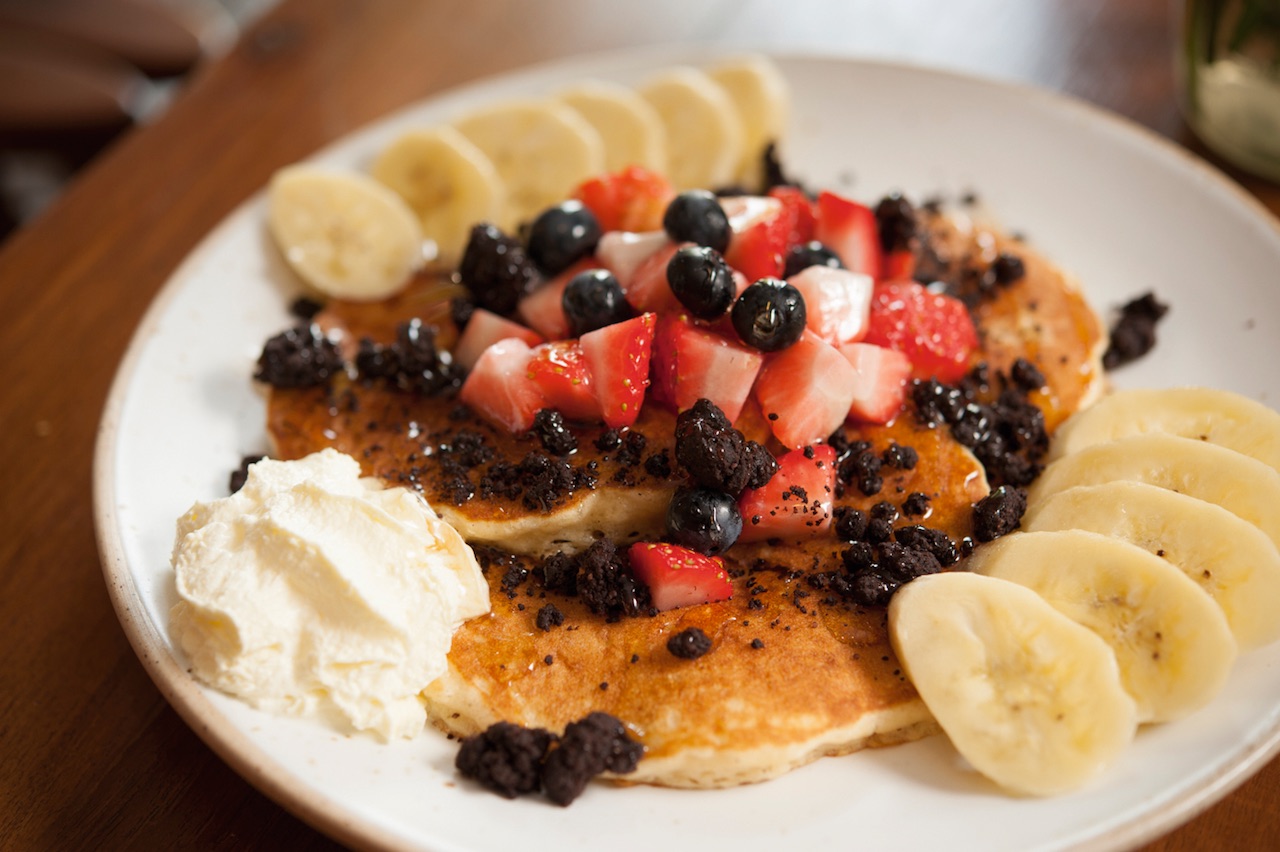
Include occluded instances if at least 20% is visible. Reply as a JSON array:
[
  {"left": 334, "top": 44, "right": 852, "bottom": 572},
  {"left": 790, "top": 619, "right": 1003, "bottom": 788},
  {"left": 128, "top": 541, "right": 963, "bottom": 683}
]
[
  {"left": 972, "top": 485, "right": 1028, "bottom": 542},
  {"left": 501, "top": 562, "right": 530, "bottom": 598},
  {"left": 644, "top": 450, "right": 673, "bottom": 479},
  {"left": 538, "top": 552, "right": 577, "bottom": 596},
  {"left": 865, "top": 518, "right": 893, "bottom": 543},
  {"left": 894, "top": 524, "right": 959, "bottom": 566},
  {"left": 391, "top": 319, "right": 463, "bottom": 396},
  {"left": 849, "top": 570, "right": 897, "bottom": 607},
  {"left": 911, "top": 378, "right": 967, "bottom": 428},
  {"left": 869, "top": 501, "right": 899, "bottom": 524},
  {"left": 456, "top": 721, "right": 554, "bottom": 799},
  {"left": 881, "top": 442, "right": 919, "bottom": 470},
  {"left": 536, "top": 603, "right": 565, "bottom": 631},
  {"left": 480, "top": 452, "right": 595, "bottom": 512},
  {"left": 458, "top": 223, "right": 541, "bottom": 315},
  {"left": 1104, "top": 292, "right": 1168, "bottom": 369},
  {"left": 288, "top": 295, "right": 324, "bottom": 321},
  {"left": 901, "top": 491, "right": 931, "bottom": 517},
  {"left": 878, "top": 542, "right": 942, "bottom": 583},
  {"left": 990, "top": 252, "right": 1026, "bottom": 286},
  {"left": 667, "top": 627, "right": 713, "bottom": 659},
  {"left": 1009, "top": 357, "right": 1045, "bottom": 391},
  {"left": 594, "top": 429, "right": 622, "bottom": 452},
  {"left": 834, "top": 507, "right": 868, "bottom": 542},
  {"left": 228, "top": 454, "right": 265, "bottom": 494},
  {"left": 615, "top": 431, "right": 648, "bottom": 466},
  {"left": 875, "top": 193, "right": 917, "bottom": 254},
  {"left": 750, "top": 638, "right": 765, "bottom": 649},
  {"left": 531, "top": 409, "right": 578, "bottom": 456},
  {"left": 354, "top": 337, "right": 400, "bottom": 380},
  {"left": 576, "top": 539, "right": 649, "bottom": 621},
  {"left": 542, "top": 712, "right": 644, "bottom": 807},
  {"left": 674, "top": 399, "right": 778, "bottom": 494},
  {"left": 838, "top": 447, "right": 883, "bottom": 497},
  {"left": 842, "top": 540, "right": 876, "bottom": 572},
  {"left": 254, "top": 324, "right": 342, "bottom": 388}
]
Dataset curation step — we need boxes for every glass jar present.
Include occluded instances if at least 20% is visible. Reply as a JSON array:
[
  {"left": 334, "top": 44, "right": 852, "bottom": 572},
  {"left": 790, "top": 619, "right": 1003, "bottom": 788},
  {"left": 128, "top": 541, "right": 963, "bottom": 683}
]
[{"left": 1180, "top": 0, "right": 1280, "bottom": 181}]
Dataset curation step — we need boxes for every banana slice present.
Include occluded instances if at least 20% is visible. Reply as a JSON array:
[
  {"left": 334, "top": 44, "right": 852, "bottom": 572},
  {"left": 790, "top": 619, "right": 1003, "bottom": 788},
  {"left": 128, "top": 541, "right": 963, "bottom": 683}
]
[
  {"left": 370, "top": 126, "right": 504, "bottom": 265},
  {"left": 452, "top": 100, "right": 604, "bottom": 230},
  {"left": 1028, "top": 433, "right": 1280, "bottom": 550},
  {"left": 1024, "top": 482, "right": 1280, "bottom": 650},
  {"left": 707, "top": 55, "right": 789, "bottom": 188},
  {"left": 889, "top": 571, "right": 1137, "bottom": 796},
  {"left": 968, "top": 530, "right": 1237, "bottom": 723},
  {"left": 637, "top": 67, "right": 745, "bottom": 190},
  {"left": 1048, "top": 387, "right": 1280, "bottom": 473},
  {"left": 267, "top": 166, "right": 424, "bottom": 301},
  {"left": 557, "top": 80, "right": 667, "bottom": 174}
]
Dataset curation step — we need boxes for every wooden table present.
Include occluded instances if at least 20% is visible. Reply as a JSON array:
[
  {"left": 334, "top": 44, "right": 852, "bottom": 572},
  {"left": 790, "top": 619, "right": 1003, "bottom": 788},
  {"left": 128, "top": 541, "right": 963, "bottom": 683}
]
[{"left": 4, "top": 0, "right": 1278, "bottom": 848}]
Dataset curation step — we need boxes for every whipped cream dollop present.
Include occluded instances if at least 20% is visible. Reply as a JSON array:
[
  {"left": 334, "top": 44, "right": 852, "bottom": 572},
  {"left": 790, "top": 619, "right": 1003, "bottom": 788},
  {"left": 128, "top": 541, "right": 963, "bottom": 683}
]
[{"left": 170, "top": 449, "right": 489, "bottom": 740}]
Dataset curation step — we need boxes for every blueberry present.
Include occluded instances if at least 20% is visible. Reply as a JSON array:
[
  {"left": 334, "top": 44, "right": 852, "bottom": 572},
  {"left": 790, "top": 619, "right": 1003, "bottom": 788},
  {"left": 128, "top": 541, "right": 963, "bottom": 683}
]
[
  {"left": 663, "top": 190, "right": 731, "bottom": 253},
  {"left": 666, "top": 487, "right": 742, "bottom": 555},
  {"left": 562, "top": 269, "right": 631, "bottom": 336},
  {"left": 526, "top": 201, "right": 602, "bottom": 276},
  {"left": 730, "top": 278, "right": 806, "bottom": 352},
  {"left": 783, "top": 241, "right": 844, "bottom": 278},
  {"left": 666, "top": 246, "right": 736, "bottom": 319}
]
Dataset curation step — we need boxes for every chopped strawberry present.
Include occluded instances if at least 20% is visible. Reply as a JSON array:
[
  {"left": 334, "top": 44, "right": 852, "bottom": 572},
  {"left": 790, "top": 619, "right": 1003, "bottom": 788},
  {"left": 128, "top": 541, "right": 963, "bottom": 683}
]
[
  {"left": 458, "top": 338, "right": 545, "bottom": 433},
  {"left": 619, "top": 242, "right": 682, "bottom": 313},
  {"left": 719, "top": 195, "right": 781, "bottom": 234},
  {"left": 628, "top": 542, "right": 733, "bottom": 611},
  {"left": 767, "top": 185, "right": 817, "bottom": 247},
  {"left": 595, "top": 230, "right": 669, "bottom": 290},
  {"left": 579, "top": 312, "right": 656, "bottom": 428},
  {"left": 786, "top": 266, "right": 874, "bottom": 345},
  {"left": 838, "top": 342, "right": 912, "bottom": 424},
  {"left": 753, "top": 331, "right": 858, "bottom": 449},
  {"left": 863, "top": 279, "right": 978, "bottom": 383},
  {"left": 881, "top": 249, "right": 916, "bottom": 282},
  {"left": 813, "top": 190, "right": 881, "bottom": 279},
  {"left": 650, "top": 313, "right": 763, "bottom": 422},
  {"left": 453, "top": 308, "right": 544, "bottom": 370},
  {"left": 517, "top": 258, "right": 598, "bottom": 340},
  {"left": 573, "top": 165, "right": 674, "bottom": 233},
  {"left": 526, "top": 341, "right": 600, "bottom": 421},
  {"left": 738, "top": 445, "right": 837, "bottom": 542},
  {"left": 723, "top": 190, "right": 817, "bottom": 282}
]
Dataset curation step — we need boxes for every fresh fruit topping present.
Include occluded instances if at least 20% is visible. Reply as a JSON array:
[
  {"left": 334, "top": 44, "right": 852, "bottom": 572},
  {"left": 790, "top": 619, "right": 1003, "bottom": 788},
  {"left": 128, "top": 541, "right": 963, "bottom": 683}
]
[
  {"left": 813, "top": 190, "right": 881, "bottom": 278},
  {"left": 723, "top": 205, "right": 789, "bottom": 281},
  {"left": 666, "top": 486, "right": 743, "bottom": 555},
  {"left": 674, "top": 398, "right": 778, "bottom": 494},
  {"left": 517, "top": 258, "right": 597, "bottom": 340},
  {"left": 618, "top": 241, "right": 683, "bottom": 313},
  {"left": 720, "top": 194, "right": 782, "bottom": 234},
  {"left": 579, "top": 312, "right": 656, "bottom": 428},
  {"left": 526, "top": 341, "right": 600, "bottom": 422},
  {"left": 628, "top": 542, "right": 733, "bottom": 611},
  {"left": 595, "top": 230, "right": 669, "bottom": 289},
  {"left": 459, "top": 338, "right": 545, "bottom": 433},
  {"left": 766, "top": 185, "right": 817, "bottom": 246},
  {"left": 838, "top": 342, "right": 912, "bottom": 424},
  {"left": 556, "top": 80, "right": 668, "bottom": 174},
  {"left": 863, "top": 279, "right": 977, "bottom": 383},
  {"left": 370, "top": 126, "right": 504, "bottom": 266},
  {"left": 738, "top": 444, "right": 836, "bottom": 542},
  {"left": 754, "top": 331, "right": 858, "bottom": 448},
  {"left": 783, "top": 240, "right": 843, "bottom": 278},
  {"left": 267, "top": 166, "right": 424, "bottom": 301},
  {"left": 889, "top": 571, "right": 1139, "bottom": 796},
  {"left": 573, "top": 165, "right": 674, "bottom": 233},
  {"left": 730, "top": 277, "right": 807, "bottom": 352},
  {"left": 787, "top": 265, "right": 873, "bottom": 345},
  {"left": 459, "top": 223, "right": 541, "bottom": 315},
  {"left": 526, "top": 201, "right": 602, "bottom": 276},
  {"left": 562, "top": 268, "right": 632, "bottom": 336},
  {"left": 638, "top": 67, "right": 745, "bottom": 190},
  {"left": 662, "top": 189, "right": 732, "bottom": 253},
  {"left": 666, "top": 245, "right": 736, "bottom": 319},
  {"left": 651, "top": 314, "right": 763, "bottom": 422},
  {"left": 452, "top": 308, "right": 545, "bottom": 370}
]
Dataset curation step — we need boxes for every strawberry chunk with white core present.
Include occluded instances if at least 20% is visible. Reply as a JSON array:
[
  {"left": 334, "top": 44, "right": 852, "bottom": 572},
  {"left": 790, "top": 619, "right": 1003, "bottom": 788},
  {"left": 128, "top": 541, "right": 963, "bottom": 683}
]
[
  {"left": 526, "top": 341, "right": 600, "bottom": 422},
  {"left": 517, "top": 258, "right": 598, "bottom": 339},
  {"left": 738, "top": 444, "right": 837, "bottom": 542},
  {"left": 786, "top": 265, "right": 874, "bottom": 345},
  {"left": 453, "top": 308, "right": 544, "bottom": 370},
  {"left": 629, "top": 542, "right": 733, "bottom": 612},
  {"left": 595, "top": 230, "right": 669, "bottom": 289},
  {"left": 754, "top": 330, "right": 859, "bottom": 449},
  {"left": 814, "top": 190, "right": 882, "bottom": 279},
  {"left": 619, "top": 241, "right": 683, "bottom": 313},
  {"left": 839, "top": 342, "right": 912, "bottom": 424},
  {"left": 719, "top": 195, "right": 782, "bottom": 235},
  {"left": 459, "top": 338, "right": 545, "bottom": 433},
  {"left": 650, "top": 313, "right": 763, "bottom": 423},
  {"left": 580, "top": 312, "right": 656, "bottom": 428}
]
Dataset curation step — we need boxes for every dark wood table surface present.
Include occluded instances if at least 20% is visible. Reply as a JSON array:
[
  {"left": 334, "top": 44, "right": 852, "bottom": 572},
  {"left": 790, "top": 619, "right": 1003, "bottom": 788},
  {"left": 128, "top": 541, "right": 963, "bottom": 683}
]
[{"left": 4, "top": 0, "right": 1279, "bottom": 848}]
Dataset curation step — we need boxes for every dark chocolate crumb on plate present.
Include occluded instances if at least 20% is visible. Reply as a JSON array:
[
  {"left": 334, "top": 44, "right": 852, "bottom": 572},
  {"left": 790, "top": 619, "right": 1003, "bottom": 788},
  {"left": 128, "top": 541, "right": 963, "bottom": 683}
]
[
  {"left": 667, "top": 627, "right": 713, "bottom": 659},
  {"left": 1103, "top": 291, "right": 1169, "bottom": 369}
]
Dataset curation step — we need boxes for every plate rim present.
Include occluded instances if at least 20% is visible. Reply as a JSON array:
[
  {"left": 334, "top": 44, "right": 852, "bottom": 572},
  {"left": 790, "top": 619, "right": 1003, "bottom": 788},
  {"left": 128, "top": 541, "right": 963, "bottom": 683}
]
[{"left": 92, "top": 46, "right": 1280, "bottom": 852}]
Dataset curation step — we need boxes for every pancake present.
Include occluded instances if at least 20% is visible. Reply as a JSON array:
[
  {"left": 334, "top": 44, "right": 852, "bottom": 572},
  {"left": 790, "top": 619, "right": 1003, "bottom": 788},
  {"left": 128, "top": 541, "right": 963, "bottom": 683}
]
[{"left": 266, "top": 209, "right": 1105, "bottom": 787}]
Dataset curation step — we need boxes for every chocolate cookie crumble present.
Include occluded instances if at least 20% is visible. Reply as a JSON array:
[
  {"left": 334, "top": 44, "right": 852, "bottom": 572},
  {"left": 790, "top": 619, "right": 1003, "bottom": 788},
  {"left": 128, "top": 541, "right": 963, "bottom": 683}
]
[
  {"left": 972, "top": 485, "right": 1028, "bottom": 542},
  {"left": 254, "top": 324, "right": 342, "bottom": 388},
  {"left": 1103, "top": 291, "right": 1168, "bottom": 369},
  {"left": 667, "top": 627, "right": 713, "bottom": 659}
]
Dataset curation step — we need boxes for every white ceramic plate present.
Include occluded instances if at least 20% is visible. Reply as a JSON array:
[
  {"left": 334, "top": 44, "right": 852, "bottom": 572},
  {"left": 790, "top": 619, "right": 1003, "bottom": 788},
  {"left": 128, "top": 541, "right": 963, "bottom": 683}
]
[{"left": 95, "top": 49, "right": 1280, "bottom": 852}]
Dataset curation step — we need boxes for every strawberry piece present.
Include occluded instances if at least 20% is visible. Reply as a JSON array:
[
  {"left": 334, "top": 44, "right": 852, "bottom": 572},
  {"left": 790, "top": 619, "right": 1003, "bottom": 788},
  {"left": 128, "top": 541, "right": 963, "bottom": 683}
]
[
  {"left": 453, "top": 308, "right": 544, "bottom": 370},
  {"left": 580, "top": 312, "right": 656, "bottom": 428},
  {"left": 814, "top": 190, "right": 882, "bottom": 279},
  {"left": 517, "top": 258, "right": 598, "bottom": 340},
  {"left": 573, "top": 165, "right": 674, "bottom": 233},
  {"left": 628, "top": 542, "right": 733, "bottom": 612},
  {"left": 767, "top": 185, "right": 817, "bottom": 247},
  {"left": 863, "top": 279, "right": 978, "bottom": 383},
  {"left": 619, "top": 242, "right": 682, "bottom": 313},
  {"left": 650, "top": 313, "right": 763, "bottom": 422},
  {"left": 723, "top": 190, "right": 817, "bottom": 282},
  {"left": 595, "top": 230, "right": 670, "bottom": 290},
  {"left": 526, "top": 341, "right": 600, "bottom": 422},
  {"left": 786, "top": 265, "right": 874, "bottom": 345},
  {"left": 839, "top": 342, "right": 912, "bottom": 424},
  {"left": 754, "top": 330, "right": 859, "bottom": 449},
  {"left": 881, "top": 249, "right": 916, "bottom": 282},
  {"left": 458, "top": 338, "right": 545, "bottom": 433},
  {"left": 738, "top": 444, "right": 836, "bottom": 542}
]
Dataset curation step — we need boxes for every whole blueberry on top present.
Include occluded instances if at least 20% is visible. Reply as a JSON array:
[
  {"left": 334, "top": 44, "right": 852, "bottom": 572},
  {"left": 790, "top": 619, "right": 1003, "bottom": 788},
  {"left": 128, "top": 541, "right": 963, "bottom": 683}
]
[
  {"left": 562, "top": 268, "right": 632, "bottom": 336},
  {"left": 731, "top": 278, "right": 807, "bottom": 352},
  {"left": 666, "top": 245, "right": 736, "bottom": 319},
  {"left": 783, "top": 240, "right": 844, "bottom": 278},
  {"left": 662, "top": 190, "right": 731, "bottom": 253},
  {"left": 526, "top": 201, "right": 602, "bottom": 276}
]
